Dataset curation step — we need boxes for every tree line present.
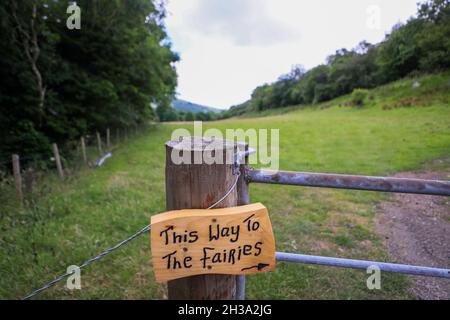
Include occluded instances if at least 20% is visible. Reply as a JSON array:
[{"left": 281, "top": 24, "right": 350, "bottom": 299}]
[
  {"left": 0, "top": 0, "right": 177, "bottom": 168},
  {"left": 221, "top": 0, "right": 450, "bottom": 118},
  {"left": 155, "top": 105, "right": 219, "bottom": 122}
]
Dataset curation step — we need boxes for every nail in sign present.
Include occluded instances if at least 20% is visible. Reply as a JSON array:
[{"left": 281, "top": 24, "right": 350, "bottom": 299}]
[{"left": 150, "top": 203, "right": 276, "bottom": 282}]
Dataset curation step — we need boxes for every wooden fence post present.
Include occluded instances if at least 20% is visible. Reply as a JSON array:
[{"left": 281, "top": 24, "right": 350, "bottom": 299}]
[
  {"left": 81, "top": 137, "right": 87, "bottom": 164},
  {"left": 12, "top": 154, "right": 23, "bottom": 204},
  {"left": 106, "top": 128, "right": 111, "bottom": 149},
  {"left": 96, "top": 131, "right": 103, "bottom": 155},
  {"left": 165, "top": 136, "right": 238, "bottom": 300},
  {"left": 52, "top": 143, "right": 64, "bottom": 179}
]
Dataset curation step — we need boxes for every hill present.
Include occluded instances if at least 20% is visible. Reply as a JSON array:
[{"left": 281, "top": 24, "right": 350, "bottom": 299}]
[
  {"left": 172, "top": 99, "right": 221, "bottom": 114},
  {"left": 228, "top": 72, "right": 450, "bottom": 119},
  {"left": 1, "top": 73, "right": 449, "bottom": 299},
  {"left": 219, "top": 0, "right": 450, "bottom": 119}
]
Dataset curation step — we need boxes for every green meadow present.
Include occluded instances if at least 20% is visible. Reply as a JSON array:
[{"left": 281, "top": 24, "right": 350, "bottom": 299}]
[{"left": 1, "top": 73, "right": 449, "bottom": 299}]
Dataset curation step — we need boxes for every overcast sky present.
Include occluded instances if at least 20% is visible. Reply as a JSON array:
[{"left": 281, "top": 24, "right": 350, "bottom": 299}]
[{"left": 165, "top": 0, "right": 421, "bottom": 109}]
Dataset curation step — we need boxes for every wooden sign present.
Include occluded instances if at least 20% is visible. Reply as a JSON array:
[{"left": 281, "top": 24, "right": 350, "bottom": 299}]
[{"left": 150, "top": 203, "right": 276, "bottom": 282}]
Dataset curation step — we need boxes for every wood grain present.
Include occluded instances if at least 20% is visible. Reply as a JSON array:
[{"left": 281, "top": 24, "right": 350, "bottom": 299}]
[
  {"left": 151, "top": 203, "right": 276, "bottom": 282},
  {"left": 52, "top": 143, "right": 64, "bottom": 179},
  {"left": 165, "top": 136, "right": 238, "bottom": 299}
]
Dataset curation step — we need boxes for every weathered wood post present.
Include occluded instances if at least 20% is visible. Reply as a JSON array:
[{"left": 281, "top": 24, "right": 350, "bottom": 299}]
[
  {"left": 80, "top": 137, "right": 88, "bottom": 164},
  {"left": 12, "top": 154, "right": 23, "bottom": 204},
  {"left": 106, "top": 128, "right": 111, "bottom": 149},
  {"left": 96, "top": 131, "right": 103, "bottom": 154},
  {"left": 52, "top": 143, "right": 64, "bottom": 179},
  {"left": 165, "top": 136, "right": 239, "bottom": 299}
]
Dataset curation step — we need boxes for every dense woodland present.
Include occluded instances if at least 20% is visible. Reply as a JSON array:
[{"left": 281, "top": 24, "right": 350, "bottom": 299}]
[
  {"left": 221, "top": 0, "right": 450, "bottom": 118},
  {"left": 0, "top": 0, "right": 177, "bottom": 167}
]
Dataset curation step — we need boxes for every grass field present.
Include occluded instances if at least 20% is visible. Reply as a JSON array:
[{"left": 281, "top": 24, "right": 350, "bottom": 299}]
[{"left": 1, "top": 73, "right": 449, "bottom": 299}]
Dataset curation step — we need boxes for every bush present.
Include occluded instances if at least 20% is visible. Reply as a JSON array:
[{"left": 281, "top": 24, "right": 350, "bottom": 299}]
[{"left": 350, "top": 88, "right": 369, "bottom": 107}]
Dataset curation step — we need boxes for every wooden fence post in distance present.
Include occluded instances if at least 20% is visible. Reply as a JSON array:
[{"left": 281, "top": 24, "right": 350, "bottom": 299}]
[
  {"left": 81, "top": 137, "right": 87, "bottom": 164},
  {"left": 106, "top": 128, "right": 111, "bottom": 149},
  {"left": 52, "top": 143, "right": 64, "bottom": 179},
  {"left": 96, "top": 131, "right": 103, "bottom": 155},
  {"left": 165, "top": 136, "right": 238, "bottom": 300},
  {"left": 12, "top": 154, "right": 23, "bottom": 204}
]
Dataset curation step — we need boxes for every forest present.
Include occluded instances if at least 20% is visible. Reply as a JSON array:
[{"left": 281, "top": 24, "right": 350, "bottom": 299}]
[
  {"left": 0, "top": 0, "right": 178, "bottom": 167},
  {"left": 221, "top": 0, "right": 450, "bottom": 118}
]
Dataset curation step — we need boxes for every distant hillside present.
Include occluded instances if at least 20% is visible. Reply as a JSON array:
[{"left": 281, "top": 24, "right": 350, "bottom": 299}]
[
  {"left": 225, "top": 72, "right": 450, "bottom": 119},
  {"left": 218, "top": 1, "right": 450, "bottom": 119},
  {"left": 172, "top": 99, "right": 221, "bottom": 114}
]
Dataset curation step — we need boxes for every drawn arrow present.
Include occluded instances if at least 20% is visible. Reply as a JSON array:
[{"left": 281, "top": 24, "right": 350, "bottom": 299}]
[{"left": 241, "top": 263, "right": 270, "bottom": 272}]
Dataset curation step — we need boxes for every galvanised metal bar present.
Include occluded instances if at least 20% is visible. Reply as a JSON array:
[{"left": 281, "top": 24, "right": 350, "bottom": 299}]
[
  {"left": 235, "top": 144, "right": 251, "bottom": 301},
  {"left": 248, "top": 169, "right": 450, "bottom": 196},
  {"left": 276, "top": 252, "right": 450, "bottom": 279}
]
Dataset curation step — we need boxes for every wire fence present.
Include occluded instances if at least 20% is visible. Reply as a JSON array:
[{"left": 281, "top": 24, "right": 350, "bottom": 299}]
[
  {"left": 0, "top": 124, "right": 155, "bottom": 208},
  {"left": 23, "top": 225, "right": 152, "bottom": 300},
  {"left": 14, "top": 141, "right": 450, "bottom": 300},
  {"left": 22, "top": 169, "right": 241, "bottom": 300},
  {"left": 22, "top": 161, "right": 450, "bottom": 300}
]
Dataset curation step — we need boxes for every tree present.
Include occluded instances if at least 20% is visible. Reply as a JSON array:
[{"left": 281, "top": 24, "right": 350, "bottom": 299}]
[
  {"left": 0, "top": 0, "right": 178, "bottom": 166},
  {"left": 298, "top": 65, "right": 331, "bottom": 104},
  {"left": 185, "top": 112, "right": 195, "bottom": 121},
  {"left": 328, "top": 43, "right": 379, "bottom": 96},
  {"left": 417, "top": 0, "right": 450, "bottom": 22},
  {"left": 376, "top": 20, "right": 423, "bottom": 82},
  {"left": 416, "top": 0, "right": 450, "bottom": 71},
  {"left": 10, "top": 1, "right": 48, "bottom": 127}
]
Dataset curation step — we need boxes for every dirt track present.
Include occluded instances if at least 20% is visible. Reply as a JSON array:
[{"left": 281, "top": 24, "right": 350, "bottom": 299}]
[{"left": 375, "top": 170, "right": 450, "bottom": 300}]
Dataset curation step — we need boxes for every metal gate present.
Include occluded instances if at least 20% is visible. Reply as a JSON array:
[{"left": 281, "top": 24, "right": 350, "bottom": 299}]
[{"left": 244, "top": 166, "right": 450, "bottom": 278}]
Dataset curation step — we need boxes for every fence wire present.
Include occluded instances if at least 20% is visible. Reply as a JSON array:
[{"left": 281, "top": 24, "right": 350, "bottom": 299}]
[
  {"left": 22, "top": 224, "right": 151, "bottom": 300},
  {"left": 22, "top": 171, "right": 241, "bottom": 300}
]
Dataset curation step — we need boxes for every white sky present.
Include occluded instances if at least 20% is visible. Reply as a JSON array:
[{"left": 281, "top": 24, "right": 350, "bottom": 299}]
[{"left": 165, "top": 0, "right": 421, "bottom": 109}]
